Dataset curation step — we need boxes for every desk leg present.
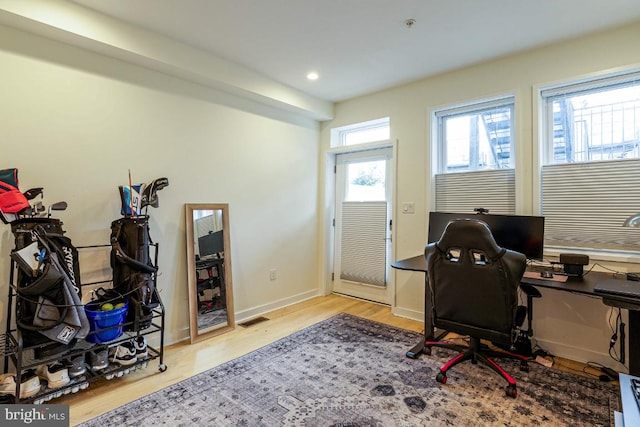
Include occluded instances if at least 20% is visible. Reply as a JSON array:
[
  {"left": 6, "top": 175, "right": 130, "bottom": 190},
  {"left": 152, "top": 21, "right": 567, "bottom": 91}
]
[
  {"left": 629, "top": 310, "right": 640, "bottom": 376},
  {"left": 406, "top": 273, "right": 434, "bottom": 359}
]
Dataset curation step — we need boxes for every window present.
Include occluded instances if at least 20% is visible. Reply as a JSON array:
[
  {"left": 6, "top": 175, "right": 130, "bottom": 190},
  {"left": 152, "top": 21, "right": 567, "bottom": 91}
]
[
  {"left": 542, "top": 73, "right": 640, "bottom": 164},
  {"left": 330, "top": 117, "right": 390, "bottom": 148},
  {"left": 437, "top": 98, "right": 515, "bottom": 172},
  {"left": 539, "top": 70, "right": 640, "bottom": 252},
  {"left": 433, "top": 96, "right": 516, "bottom": 214},
  {"left": 345, "top": 159, "right": 386, "bottom": 202}
]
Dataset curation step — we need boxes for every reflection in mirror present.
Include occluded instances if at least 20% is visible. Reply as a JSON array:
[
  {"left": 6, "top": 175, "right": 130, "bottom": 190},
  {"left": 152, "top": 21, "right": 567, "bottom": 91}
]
[{"left": 185, "top": 203, "right": 234, "bottom": 343}]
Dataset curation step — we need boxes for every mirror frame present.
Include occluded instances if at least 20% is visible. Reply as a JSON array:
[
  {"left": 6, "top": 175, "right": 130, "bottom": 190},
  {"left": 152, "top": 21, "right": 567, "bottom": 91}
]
[{"left": 185, "top": 203, "right": 235, "bottom": 343}]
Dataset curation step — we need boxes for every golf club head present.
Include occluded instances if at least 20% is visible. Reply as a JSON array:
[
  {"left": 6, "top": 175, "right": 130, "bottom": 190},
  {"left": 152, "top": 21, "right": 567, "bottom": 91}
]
[
  {"left": 141, "top": 177, "right": 169, "bottom": 209},
  {"left": 118, "top": 183, "right": 144, "bottom": 217},
  {"left": 30, "top": 201, "right": 44, "bottom": 217},
  {"left": 47, "top": 201, "right": 68, "bottom": 217},
  {"left": 20, "top": 206, "right": 33, "bottom": 218},
  {"left": 23, "top": 187, "right": 44, "bottom": 201}
]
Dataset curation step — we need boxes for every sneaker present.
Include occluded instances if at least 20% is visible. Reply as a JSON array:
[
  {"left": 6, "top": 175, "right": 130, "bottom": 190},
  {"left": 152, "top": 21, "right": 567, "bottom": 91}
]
[
  {"left": 35, "top": 362, "right": 70, "bottom": 389},
  {"left": 64, "top": 355, "right": 87, "bottom": 378},
  {"left": 18, "top": 370, "right": 41, "bottom": 398},
  {"left": 88, "top": 348, "right": 109, "bottom": 371},
  {"left": 133, "top": 336, "right": 147, "bottom": 360},
  {"left": 0, "top": 373, "right": 16, "bottom": 396},
  {"left": 109, "top": 342, "right": 137, "bottom": 366}
]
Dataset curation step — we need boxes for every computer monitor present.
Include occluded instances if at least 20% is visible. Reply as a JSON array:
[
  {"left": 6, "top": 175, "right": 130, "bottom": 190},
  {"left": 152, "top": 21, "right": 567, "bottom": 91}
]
[
  {"left": 198, "top": 230, "right": 224, "bottom": 258},
  {"left": 428, "top": 211, "right": 545, "bottom": 261}
]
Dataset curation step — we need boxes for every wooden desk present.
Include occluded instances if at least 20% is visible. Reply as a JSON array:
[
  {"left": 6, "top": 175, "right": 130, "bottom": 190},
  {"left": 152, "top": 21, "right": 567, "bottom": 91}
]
[{"left": 391, "top": 255, "right": 640, "bottom": 375}]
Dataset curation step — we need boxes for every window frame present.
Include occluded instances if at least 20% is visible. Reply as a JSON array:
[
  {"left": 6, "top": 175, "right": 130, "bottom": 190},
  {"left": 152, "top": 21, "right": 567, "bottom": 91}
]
[
  {"left": 431, "top": 94, "right": 518, "bottom": 215},
  {"left": 434, "top": 95, "right": 516, "bottom": 174},
  {"left": 330, "top": 117, "right": 390, "bottom": 148},
  {"left": 539, "top": 69, "right": 640, "bottom": 165},
  {"left": 535, "top": 68, "right": 640, "bottom": 260}
]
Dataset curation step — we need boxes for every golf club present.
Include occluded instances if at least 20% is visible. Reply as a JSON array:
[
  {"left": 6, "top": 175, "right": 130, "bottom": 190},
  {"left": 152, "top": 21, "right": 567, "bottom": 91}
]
[{"left": 47, "top": 201, "right": 68, "bottom": 218}]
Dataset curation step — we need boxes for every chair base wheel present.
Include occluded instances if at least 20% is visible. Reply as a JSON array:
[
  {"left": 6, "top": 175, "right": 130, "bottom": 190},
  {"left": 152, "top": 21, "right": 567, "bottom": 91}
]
[
  {"left": 506, "top": 385, "right": 517, "bottom": 398},
  {"left": 436, "top": 372, "right": 447, "bottom": 384}
]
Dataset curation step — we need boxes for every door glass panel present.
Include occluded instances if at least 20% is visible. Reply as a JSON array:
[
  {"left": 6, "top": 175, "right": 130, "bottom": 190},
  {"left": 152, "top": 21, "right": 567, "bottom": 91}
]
[{"left": 345, "top": 160, "right": 386, "bottom": 201}]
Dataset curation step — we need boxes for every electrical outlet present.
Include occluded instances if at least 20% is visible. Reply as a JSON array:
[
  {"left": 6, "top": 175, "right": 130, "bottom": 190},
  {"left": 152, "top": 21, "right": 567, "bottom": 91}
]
[{"left": 269, "top": 269, "right": 277, "bottom": 281}]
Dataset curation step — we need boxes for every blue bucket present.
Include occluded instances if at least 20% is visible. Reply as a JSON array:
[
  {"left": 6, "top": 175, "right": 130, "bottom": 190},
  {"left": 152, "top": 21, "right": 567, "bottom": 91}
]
[{"left": 84, "top": 299, "right": 128, "bottom": 343}]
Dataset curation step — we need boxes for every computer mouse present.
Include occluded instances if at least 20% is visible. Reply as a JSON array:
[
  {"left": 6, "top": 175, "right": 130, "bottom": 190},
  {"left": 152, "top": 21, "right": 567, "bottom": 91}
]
[{"left": 540, "top": 271, "right": 553, "bottom": 278}]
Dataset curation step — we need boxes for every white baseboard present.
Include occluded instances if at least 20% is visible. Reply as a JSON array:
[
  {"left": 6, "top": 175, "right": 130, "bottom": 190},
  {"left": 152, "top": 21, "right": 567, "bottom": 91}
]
[
  {"left": 534, "top": 337, "right": 628, "bottom": 373},
  {"left": 163, "top": 327, "right": 190, "bottom": 347},
  {"left": 164, "top": 290, "right": 320, "bottom": 346},
  {"left": 392, "top": 306, "right": 423, "bottom": 323},
  {"left": 234, "top": 289, "right": 321, "bottom": 324}
]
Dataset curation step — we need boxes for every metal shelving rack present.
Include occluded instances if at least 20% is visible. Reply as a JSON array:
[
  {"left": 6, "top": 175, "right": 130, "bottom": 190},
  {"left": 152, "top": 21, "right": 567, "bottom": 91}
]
[{"left": 2, "top": 243, "right": 166, "bottom": 404}]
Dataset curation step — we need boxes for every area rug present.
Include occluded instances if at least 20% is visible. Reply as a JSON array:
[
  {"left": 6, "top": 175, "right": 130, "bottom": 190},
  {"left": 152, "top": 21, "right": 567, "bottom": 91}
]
[{"left": 78, "top": 313, "right": 619, "bottom": 426}]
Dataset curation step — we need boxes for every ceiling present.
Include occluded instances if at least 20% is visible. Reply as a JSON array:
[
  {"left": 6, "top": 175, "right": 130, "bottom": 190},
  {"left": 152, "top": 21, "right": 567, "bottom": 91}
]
[{"left": 69, "top": 0, "right": 640, "bottom": 103}]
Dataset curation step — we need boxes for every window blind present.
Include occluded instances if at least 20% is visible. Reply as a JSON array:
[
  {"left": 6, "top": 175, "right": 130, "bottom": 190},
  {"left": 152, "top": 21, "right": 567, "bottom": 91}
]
[
  {"left": 340, "top": 201, "right": 387, "bottom": 287},
  {"left": 542, "top": 158, "right": 640, "bottom": 251},
  {"left": 435, "top": 169, "right": 515, "bottom": 214}
]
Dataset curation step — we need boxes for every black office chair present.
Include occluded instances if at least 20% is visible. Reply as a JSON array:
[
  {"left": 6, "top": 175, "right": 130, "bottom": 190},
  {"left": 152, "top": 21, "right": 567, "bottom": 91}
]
[{"left": 424, "top": 218, "right": 529, "bottom": 398}]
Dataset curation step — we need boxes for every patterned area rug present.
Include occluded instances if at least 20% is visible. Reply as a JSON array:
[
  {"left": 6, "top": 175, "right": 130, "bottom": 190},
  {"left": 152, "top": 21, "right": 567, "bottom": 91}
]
[{"left": 78, "top": 313, "right": 619, "bottom": 426}]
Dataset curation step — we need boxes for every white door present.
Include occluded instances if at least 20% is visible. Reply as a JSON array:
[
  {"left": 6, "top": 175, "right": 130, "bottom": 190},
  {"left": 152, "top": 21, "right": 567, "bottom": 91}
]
[{"left": 333, "top": 147, "right": 393, "bottom": 304}]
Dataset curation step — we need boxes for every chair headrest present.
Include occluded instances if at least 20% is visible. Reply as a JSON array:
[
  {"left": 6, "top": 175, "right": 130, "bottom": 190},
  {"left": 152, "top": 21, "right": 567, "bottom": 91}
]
[{"left": 436, "top": 219, "right": 504, "bottom": 259}]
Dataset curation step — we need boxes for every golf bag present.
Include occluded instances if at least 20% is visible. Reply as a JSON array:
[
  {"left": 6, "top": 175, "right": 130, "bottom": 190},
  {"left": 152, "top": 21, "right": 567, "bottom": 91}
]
[
  {"left": 110, "top": 215, "right": 159, "bottom": 331},
  {"left": 10, "top": 218, "right": 88, "bottom": 349},
  {"left": 110, "top": 176, "right": 168, "bottom": 331}
]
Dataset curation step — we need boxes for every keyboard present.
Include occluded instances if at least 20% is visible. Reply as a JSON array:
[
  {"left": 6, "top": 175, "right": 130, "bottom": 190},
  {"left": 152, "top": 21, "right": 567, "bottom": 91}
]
[{"left": 593, "top": 278, "right": 640, "bottom": 298}]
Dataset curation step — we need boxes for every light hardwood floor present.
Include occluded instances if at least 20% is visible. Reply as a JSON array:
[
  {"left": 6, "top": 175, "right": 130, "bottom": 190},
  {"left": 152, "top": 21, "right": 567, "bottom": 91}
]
[{"left": 59, "top": 294, "right": 615, "bottom": 426}]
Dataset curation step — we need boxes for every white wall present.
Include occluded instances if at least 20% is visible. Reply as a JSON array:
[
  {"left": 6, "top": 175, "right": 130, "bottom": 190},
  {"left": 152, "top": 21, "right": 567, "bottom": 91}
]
[
  {"left": 0, "top": 24, "right": 321, "bottom": 345},
  {"left": 319, "top": 21, "right": 640, "bottom": 371}
]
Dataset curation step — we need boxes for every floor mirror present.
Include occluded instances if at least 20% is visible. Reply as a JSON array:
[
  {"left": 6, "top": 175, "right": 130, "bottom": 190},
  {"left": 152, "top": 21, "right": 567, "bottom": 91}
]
[{"left": 185, "top": 203, "right": 235, "bottom": 343}]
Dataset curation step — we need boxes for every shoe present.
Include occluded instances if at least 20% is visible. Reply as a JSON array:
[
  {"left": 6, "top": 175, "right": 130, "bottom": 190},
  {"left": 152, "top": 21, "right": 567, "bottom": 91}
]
[
  {"left": 109, "top": 342, "right": 137, "bottom": 366},
  {"left": 64, "top": 355, "right": 87, "bottom": 378},
  {"left": 0, "top": 372, "right": 41, "bottom": 399},
  {"left": 133, "top": 336, "right": 147, "bottom": 359},
  {"left": 35, "top": 362, "right": 70, "bottom": 389},
  {"left": 88, "top": 348, "right": 109, "bottom": 371},
  {"left": 0, "top": 373, "right": 16, "bottom": 396},
  {"left": 19, "top": 370, "right": 41, "bottom": 398}
]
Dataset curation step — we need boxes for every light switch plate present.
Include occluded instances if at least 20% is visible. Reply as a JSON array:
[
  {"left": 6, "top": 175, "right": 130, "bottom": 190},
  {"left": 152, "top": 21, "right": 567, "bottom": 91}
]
[{"left": 402, "top": 202, "right": 415, "bottom": 214}]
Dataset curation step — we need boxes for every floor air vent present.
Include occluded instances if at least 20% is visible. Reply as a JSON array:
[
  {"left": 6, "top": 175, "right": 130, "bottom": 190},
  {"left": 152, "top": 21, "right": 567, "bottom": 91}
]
[{"left": 238, "top": 316, "right": 270, "bottom": 327}]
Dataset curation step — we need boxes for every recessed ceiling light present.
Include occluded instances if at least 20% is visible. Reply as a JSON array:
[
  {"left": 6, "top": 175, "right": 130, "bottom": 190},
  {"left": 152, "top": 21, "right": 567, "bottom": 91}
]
[{"left": 307, "top": 72, "right": 319, "bottom": 81}]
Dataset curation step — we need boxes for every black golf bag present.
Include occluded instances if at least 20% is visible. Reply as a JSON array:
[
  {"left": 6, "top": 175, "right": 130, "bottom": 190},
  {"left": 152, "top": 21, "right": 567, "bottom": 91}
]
[
  {"left": 110, "top": 176, "right": 168, "bottom": 332},
  {"left": 110, "top": 215, "right": 159, "bottom": 331},
  {"left": 10, "top": 218, "right": 88, "bottom": 351}
]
